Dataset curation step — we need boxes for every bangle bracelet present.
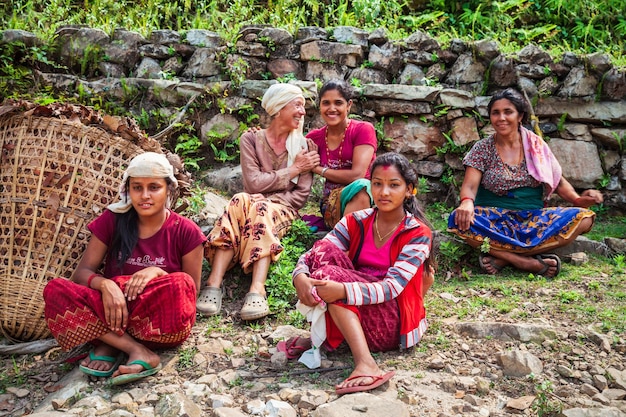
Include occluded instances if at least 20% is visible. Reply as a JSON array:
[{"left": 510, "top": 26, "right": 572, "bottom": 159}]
[
  {"left": 86, "top": 273, "right": 100, "bottom": 289},
  {"left": 321, "top": 167, "right": 329, "bottom": 178},
  {"left": 460, "top": 197, "right": 474, "bottom": 203}
]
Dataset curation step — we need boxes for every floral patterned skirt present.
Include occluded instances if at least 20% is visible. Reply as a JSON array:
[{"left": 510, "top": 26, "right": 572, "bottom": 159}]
[
  {"left": 205, "top": 192, "right": 298, "bottom": 273},
  {"left": 447, "top": 206, "right": 596, "bottom": 253}
]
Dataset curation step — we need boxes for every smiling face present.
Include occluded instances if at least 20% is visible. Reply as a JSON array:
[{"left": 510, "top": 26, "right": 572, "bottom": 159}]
[
  {"left": 371, "top": 164, "right": 412, "bottom": 214},
  {"left": 128, "top": 177, "right": 169, "bottom": 217},
  {"left": 276, "top": 97, "right": 306, "bottom": 131},
  {"left": 319, "top": 88, "right": 352, "bottom": 128},
  {"left": 489, "top": 98, "right": 523, "bottom": 137}
]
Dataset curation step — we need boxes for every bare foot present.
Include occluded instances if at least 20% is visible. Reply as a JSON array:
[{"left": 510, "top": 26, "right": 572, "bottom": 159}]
[
  {"left": 80, "top": 344, "right": 120, "bottom": 373},
  {"left": 111, "top": 346, "right": 160, "bottom": 378}
]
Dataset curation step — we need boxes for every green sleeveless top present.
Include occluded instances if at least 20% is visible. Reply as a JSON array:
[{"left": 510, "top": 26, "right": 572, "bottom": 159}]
[{"left": 475, "top": 185, "right": 544, "bottom": 210}]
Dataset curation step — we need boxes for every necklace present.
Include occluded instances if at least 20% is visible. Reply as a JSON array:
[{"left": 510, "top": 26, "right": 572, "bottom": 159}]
[
  {"left": 324, "top": 120, "right": 350, "bottom": 167},
  {"left": 375, "top": 211, "right": 405, "bottom": 241},
  {"left": 495, "top": 134, "right": 524, "bottom": 179}
]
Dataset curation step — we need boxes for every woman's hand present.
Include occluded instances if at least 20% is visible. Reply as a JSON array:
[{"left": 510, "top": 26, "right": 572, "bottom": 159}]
[
  {"left": 293, "top": 149, "right": 320, "bottom": 174},
  {"left": 100, "top": 280, "right": 128, "bottom": 333},
  {"left": 293, "top": 273, "right": 319, "bottom": 307},
  {"left": 306, "top": 138, "right": 318, "bottom": 154},
  {"left": 314, "top": 280, "right": 346, "bottom": 304},
  {"left": 574, "top": 189, "right": 604, "bottom": 208},
  {"left": 124, "top": 267, "right": 167, "bottom": 301},
  {"left": 454, "top": 199, "right": 475, "bottom": 231}
]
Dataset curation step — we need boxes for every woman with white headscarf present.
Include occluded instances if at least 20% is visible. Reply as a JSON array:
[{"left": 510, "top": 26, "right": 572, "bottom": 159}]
[
  {"left": 44, "top": 152, "right": 206, "bottom": 385},
  {"left": 198, "top": 83, "right": 320, "bottom": 321}
]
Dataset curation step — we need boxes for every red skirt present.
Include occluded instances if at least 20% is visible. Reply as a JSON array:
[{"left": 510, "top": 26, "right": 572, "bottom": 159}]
[
  {"left": 305, "top": 240, "right": 400, "bottom": 353},
  {"left": 44, "top": 273, "right": 196, "bottom": 351}
]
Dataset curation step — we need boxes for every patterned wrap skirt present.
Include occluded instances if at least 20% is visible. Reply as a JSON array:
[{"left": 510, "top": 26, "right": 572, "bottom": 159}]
[
  {"left": 447, "top": 206, "right": 596, "bottom": 253},
  {"left": 43, "top": 272, "right": 197, "bottom": 351},
  {"left": 205, "top": 192, "right": 298, "bottom": 273},
  {"left": 321, "top": 179, "right": 372, "bottom": 230},
  {"left": 306, "top": 239, "right": 400, "bottom": 353}
]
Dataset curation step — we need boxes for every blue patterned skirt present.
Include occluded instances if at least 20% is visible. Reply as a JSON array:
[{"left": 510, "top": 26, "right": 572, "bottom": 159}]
[{"left": 447, "top": 206, "right": 596, "bottom": 253}]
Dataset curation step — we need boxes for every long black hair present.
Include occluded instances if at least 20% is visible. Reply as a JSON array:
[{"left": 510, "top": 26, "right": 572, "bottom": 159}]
[
  {"left": 370, "top": 152, "right": 435, "bottom": 270},
  {"left": 487, "top": 88, "right": 530, "bottom": 125},
  {"left": 109, "top": 177, "right": 175, "bottom": 272}
]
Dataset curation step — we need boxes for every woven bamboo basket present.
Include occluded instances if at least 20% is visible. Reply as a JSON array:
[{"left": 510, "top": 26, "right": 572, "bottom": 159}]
[{"left": 0, "top": 104, "right": 169, "bottom": 342}]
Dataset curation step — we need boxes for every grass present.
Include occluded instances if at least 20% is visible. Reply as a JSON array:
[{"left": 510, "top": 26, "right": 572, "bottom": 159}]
[
  {"left": 585, "top": 213, "right": 626, "bottom": 241},
  {"left": 426, "top": 252, "right": 626, "bottom": 335}
]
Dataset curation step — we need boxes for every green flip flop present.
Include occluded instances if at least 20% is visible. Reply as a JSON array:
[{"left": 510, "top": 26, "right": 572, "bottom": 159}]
[
  {"left": 79, "top": 350, "right": 123, "bottom": 378},
  {"left": 109, "top": 360, "right": 162, "bottom": 386}
]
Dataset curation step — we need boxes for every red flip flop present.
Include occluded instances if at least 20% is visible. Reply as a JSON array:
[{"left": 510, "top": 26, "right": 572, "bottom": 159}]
[
  {"left": 276, "top": 336, "right": 311, "bottom": 360},
  {"left": 335, "top": 370, "right": 395, "bottom": 395}
]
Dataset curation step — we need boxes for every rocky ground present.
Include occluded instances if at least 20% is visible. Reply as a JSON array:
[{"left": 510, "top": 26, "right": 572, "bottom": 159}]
[{"left": 1, "top": 266, "right": 626, "bottom": 417}]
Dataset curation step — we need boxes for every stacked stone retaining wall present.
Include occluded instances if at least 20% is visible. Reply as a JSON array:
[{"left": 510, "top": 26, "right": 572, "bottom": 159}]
[{"left": 2, "top": 26, "right": 625, "bottom": 211}]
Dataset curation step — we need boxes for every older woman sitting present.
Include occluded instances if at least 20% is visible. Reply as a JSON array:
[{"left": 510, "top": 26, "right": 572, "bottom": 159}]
[{"left": 197, "top": 83, "right": 320, "bottom": 320}]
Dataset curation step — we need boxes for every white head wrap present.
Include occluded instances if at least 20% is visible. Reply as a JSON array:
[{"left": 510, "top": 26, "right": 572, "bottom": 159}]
[
  {"left": 261, "top": 83, "right": 308, "bottom": 184},
  {"left": 107, "top": 152, "right": 178, "bottom": 214}
]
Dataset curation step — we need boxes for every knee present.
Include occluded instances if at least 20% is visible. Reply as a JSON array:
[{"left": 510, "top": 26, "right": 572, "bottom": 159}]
[
  {"left": 43, "top": 278, "right": 68, "bottom": 299},
  {"left": 580, "top": 217, "right": 594, "bottom": 234},
  {"left": 354, "top": 189, "right": 372, "bottom": 206}
]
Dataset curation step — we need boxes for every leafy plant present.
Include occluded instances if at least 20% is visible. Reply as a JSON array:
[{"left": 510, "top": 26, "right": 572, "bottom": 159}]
[
  {"left": 177, "top": 346, "right": 198, "bottom": 370},
  {"left": 437, "top": 238, "right": 472, "bottom": 272},
  {"left": 558, "top": 290, "right": 583, "bottom": 304},
  {"left": 556, "top": 113, "right": 568, "bottom": 132},
  {"left": 480, "top": 237, "right": 491, "bottom": 253},
  {"left": 611, "top": 131, "right": 625, "bottom": 151},
  {"left": 266, "top": 219, "right": 316, "bottom": 313},
  {"left": 183, "top": 182, "right": 207, "bottom": 215},
  {"left": 417, "top": 177, "right": 430, "bottom": 195},
  {"left": 175, "top": 130, "right": 205, "bottom": 171},
  {"left": 223, "top": 56, "right": 249, "bottom": 88},
  {"left": 435, "top": 132, "right": 471, "bottom": 157},
  {"left": 613, "top": 254, "right": 626, "bottom": 272},
  {"left": 350, "top": 77, "right": 362, "bottom": 88},
  {"left": 276, "top": 72, "right": 297, "bottom": 83},
  {"left": 374, "top": 117, "right": 394, "bottom": 151},
  {"left": 597, "top": 173, "right": 611, "bottom": 189},
  {"left": 531, "top": 380, "right": 563, "bottom": 416}
]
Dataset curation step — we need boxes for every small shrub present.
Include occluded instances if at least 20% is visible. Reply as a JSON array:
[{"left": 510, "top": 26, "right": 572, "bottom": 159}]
[{"left": 266, "top": 219, "right": 317, "bottom": 313}]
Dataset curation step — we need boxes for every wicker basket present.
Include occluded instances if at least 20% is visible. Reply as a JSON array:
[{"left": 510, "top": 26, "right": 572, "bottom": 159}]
[{"left": 0, "top": 110, "right": 161, "bottom": 342}]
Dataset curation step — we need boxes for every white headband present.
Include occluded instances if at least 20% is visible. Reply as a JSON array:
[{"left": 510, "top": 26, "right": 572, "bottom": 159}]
[
  {"left": 261, "top": 84, "right": 308, "bottom": 184},
  {"left": 107, "top": 152, "right": 178, "bottom": 213}
]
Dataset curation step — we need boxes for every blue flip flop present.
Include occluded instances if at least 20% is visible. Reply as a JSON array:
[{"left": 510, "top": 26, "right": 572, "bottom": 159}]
[
  {"left": 109, "top": 360, "right": 162, "bottom": 386},
  {"left": 79, "top": 350, "right": 123, "bottom": 378}
]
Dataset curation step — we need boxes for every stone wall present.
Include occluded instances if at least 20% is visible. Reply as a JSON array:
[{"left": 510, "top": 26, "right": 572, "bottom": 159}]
[{"left": 2, "top": 26, "right": 625, "bottom": 211}]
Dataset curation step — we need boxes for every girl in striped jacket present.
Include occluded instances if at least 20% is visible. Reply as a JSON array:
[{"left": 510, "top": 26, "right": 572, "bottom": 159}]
[{"left": 292, "top": 152, "right": 435, "bottom": 395}]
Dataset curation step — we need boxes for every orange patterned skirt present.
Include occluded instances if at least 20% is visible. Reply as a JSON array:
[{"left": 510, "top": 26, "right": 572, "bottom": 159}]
[{"left": 205, "top": 192, "right": 298, "bottom": 273}]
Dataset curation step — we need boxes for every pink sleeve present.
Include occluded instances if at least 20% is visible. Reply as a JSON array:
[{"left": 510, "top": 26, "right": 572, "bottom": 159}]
[{"left": 352, "top": 121, "right": 377, "bottom": 150}]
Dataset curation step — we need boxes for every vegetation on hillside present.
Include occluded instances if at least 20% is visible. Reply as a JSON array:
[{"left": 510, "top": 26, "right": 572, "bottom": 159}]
[{"left": 1, "top": 0, "right": 625, "bottom": 65}]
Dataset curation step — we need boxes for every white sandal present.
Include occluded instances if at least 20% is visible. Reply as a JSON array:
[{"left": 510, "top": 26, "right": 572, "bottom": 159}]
[{"left": 196, "top": 286, "right": 223, "bottom": 316}]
